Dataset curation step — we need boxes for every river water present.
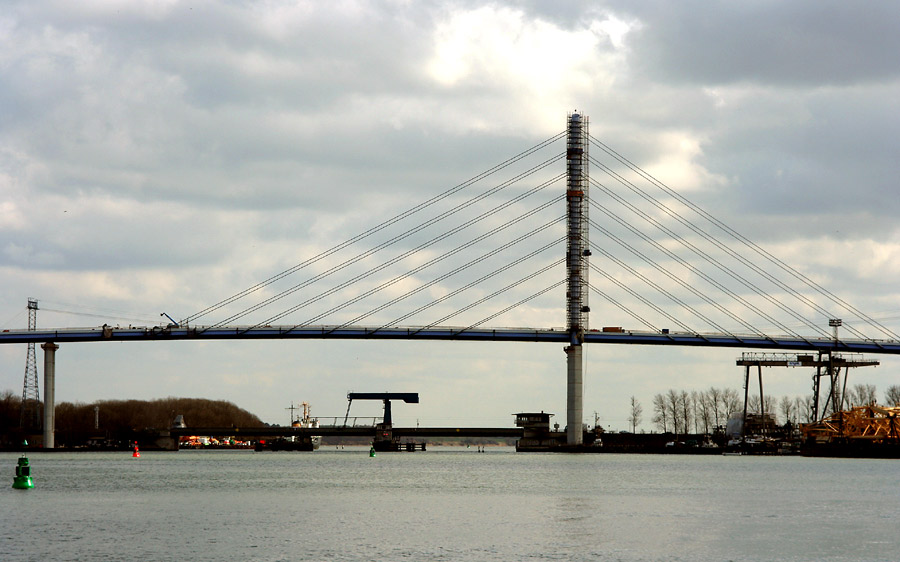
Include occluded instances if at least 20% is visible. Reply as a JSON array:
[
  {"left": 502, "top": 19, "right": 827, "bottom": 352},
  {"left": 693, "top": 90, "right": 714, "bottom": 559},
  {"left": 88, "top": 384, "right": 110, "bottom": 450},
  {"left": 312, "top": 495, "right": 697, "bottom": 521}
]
[{"left": 2, "top": 448, "right": 898, "bottom": 561}]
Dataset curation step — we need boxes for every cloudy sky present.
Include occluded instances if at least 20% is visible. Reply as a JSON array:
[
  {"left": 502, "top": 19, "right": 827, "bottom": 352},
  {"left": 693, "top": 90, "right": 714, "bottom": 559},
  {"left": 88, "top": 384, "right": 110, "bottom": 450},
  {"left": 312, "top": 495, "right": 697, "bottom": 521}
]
[{"left": 2, "top": 1, "right": 899, "bottom": 430}]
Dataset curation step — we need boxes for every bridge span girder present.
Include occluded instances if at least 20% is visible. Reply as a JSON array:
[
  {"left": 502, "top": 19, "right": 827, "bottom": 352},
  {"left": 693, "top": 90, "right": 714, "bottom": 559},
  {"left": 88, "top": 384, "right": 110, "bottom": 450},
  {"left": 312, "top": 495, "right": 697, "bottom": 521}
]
[{"left": 2, "top": 325, "right": 900, "bottom": 355}]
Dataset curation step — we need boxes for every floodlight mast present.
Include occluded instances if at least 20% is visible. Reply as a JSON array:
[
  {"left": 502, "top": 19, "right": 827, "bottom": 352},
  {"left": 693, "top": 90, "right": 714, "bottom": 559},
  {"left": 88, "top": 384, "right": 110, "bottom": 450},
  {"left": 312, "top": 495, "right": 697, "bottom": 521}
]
[{"left": 829, "top": 318, "right": 842, "bottom": 342}]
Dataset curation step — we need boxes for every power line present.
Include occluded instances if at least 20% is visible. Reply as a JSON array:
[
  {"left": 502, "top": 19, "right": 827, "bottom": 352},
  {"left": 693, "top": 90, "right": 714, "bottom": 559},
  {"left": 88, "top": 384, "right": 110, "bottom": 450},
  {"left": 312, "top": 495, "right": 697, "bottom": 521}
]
[{"left": 38, "top": 307, "right": 161, "bottom": 326}]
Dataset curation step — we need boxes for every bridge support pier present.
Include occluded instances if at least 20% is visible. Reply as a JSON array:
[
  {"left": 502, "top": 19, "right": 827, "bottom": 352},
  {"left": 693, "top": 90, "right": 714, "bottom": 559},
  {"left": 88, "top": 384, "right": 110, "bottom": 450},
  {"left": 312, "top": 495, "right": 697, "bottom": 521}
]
[
  {"left": 42, "top": 342, "right": 58, "bottom": 449},
  {"left": 566, "top": 344, "right": 584, "bottom": 445}
]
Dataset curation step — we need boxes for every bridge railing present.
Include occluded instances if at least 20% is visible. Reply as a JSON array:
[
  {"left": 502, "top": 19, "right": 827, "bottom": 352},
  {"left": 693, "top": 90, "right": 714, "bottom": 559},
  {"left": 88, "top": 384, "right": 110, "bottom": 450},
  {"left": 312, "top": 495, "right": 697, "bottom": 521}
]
[{"left": 318, "top": 417, "right": 383, "bottom": 428}]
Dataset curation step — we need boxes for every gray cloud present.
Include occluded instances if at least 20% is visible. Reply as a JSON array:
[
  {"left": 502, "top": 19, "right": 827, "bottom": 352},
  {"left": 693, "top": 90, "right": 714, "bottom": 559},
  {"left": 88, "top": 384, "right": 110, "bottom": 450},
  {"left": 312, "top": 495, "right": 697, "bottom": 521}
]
[{"left": 618, "top": 1, "right": 900, "bottom": 86}]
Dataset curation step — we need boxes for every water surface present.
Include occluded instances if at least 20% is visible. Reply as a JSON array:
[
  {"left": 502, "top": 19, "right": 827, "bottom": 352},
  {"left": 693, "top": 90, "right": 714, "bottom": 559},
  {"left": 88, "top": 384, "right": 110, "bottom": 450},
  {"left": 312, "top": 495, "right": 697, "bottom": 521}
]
[{"left": 2, "top": 448, "right": 897, "bottom": 561}]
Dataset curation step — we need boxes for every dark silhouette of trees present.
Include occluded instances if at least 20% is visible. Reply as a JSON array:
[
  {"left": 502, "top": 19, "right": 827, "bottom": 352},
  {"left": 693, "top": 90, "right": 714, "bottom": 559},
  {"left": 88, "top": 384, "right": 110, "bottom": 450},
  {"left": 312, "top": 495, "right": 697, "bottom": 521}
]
[{"left": 1, "top": 393, "right": 263, "bottom": 447}]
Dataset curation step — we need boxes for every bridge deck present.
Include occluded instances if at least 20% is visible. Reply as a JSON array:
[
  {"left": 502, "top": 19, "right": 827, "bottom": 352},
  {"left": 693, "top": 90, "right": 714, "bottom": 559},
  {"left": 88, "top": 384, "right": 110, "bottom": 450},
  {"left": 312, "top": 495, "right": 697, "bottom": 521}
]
[{"left": 2, "top": 325, "right": 900, "bottom": 354}]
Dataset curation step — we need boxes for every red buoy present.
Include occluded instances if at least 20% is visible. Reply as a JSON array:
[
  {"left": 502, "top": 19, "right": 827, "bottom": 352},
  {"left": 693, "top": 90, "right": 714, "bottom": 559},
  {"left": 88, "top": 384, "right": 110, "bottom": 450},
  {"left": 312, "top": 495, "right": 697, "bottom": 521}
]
[{"left": 132, "top": 442, "right": 140, "bottom": 458}]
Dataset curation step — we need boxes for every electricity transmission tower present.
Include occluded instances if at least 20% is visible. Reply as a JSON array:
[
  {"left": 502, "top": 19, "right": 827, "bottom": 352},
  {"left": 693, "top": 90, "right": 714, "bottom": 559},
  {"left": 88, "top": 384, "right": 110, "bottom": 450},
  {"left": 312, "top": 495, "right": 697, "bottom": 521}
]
[{"left": 19, "top": 298, "right": 41, "bottom": 430}]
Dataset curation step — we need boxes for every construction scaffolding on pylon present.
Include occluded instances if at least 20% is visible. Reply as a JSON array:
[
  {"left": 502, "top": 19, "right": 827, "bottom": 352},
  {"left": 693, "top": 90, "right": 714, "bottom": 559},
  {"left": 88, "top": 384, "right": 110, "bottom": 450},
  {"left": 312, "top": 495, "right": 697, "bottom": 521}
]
[
  {"left": 564, "top": 112, "right": 590, "bottom": 445},
  {"left": 19, "top": 298, "right": 41, "bottom": 431}
]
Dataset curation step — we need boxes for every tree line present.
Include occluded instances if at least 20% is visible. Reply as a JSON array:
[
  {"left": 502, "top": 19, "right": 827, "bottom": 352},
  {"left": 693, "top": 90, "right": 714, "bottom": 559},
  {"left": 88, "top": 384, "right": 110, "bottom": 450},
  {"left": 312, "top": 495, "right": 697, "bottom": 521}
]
[
  {"left": 627, "top": 384, "right": 900, "bottom": 435},
  {"left": 0, "top": 391, "right": 263, "bottom": 447}
]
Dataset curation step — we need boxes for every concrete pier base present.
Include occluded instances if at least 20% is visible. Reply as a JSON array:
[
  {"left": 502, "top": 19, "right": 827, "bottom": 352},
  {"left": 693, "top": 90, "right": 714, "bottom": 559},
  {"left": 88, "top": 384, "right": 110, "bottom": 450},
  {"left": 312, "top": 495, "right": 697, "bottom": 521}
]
[
  {"left": 566, "top": 344, "right": 583, "bottom": 445},
  {"left": 42, "top": 342, "right": 58, "bottom": 449}
]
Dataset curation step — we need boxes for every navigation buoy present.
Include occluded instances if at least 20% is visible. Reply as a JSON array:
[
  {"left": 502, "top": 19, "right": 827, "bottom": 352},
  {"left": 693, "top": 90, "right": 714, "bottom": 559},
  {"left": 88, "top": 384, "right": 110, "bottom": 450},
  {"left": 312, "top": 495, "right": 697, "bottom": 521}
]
[
  {"left": 12, "top": 456, "right": 33, "bottom": 489},
  {"left": 132, "top": 442, "right": 141, "bottom": 458},
  {"left": 13, "top": 441, "right": 33, "bottom": 490},
  {"left": 369, "top": 446, "right": 376, "bottom": 458}
]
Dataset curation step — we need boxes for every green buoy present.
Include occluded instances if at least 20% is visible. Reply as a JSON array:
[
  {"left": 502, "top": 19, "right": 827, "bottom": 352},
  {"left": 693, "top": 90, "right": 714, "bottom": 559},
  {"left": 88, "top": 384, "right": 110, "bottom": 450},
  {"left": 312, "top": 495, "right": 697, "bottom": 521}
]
[
  {"left": 369, "top": 446, "right": 376, "bottom": 458},
  {"left": 13, "top": 441, "right": 33, "bottom": 490}
]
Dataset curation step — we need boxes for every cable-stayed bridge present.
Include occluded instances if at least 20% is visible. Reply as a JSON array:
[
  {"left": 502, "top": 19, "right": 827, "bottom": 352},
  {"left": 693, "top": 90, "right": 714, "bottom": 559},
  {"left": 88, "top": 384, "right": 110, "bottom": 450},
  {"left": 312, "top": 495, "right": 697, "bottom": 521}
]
[
  {"left": 4, "top": 324, "right": 900, "bottom": 354},
  {"left": 6, "top": 121, "right": 899, "bottom": 351},
  {"left": 5, "top": 113, "right": 900, "bottom": 447}
]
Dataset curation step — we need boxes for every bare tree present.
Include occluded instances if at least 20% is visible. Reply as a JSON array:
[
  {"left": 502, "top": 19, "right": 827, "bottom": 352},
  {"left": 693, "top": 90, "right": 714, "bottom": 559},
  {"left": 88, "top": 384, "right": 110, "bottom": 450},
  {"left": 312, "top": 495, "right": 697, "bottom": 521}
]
[
  {"left": 628, "top": 396, "right": 643, "bottom": 433},
  {"left": 794, "top": 395, "right": 815, "bottom": 423},
  {"left": 849, "top": 384, "right": 877, "bottom": 406},
  {"left": 747, "top": 395, "right": 760, "bottom": 414},
  {"left": 765, "top": 394, "right": 777, "bottom": 415},
  {"left": 706, "top": 387, "right": 722, "bottom": 428},
  {"left": 779, "top": 396, "right": 794, "bottom": 425},
  {"left": 666, "top": 389, "right": 681, "bottom": 436},
  {"left": 720, "top": 388, "right": 741, "bottom": 420},
  {"left": 694, "top": 390, "right": 712, "bottom": 434},
  {"left": 794, "top": 396, "right": 812, "bottom": 423},
  {"left": 679, "top": 390, "right": 692, "bottom": 435},
  {"left": 652, "top": 393, "right": 668, "bottom": 433},
  {"left": 885, "top": 385, "right": 900, "bottom": 406}
]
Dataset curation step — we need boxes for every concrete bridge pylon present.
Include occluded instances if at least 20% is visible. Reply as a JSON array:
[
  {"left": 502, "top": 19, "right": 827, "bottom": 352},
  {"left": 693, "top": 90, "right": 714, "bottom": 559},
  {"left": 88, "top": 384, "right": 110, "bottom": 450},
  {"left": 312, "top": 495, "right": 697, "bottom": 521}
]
[{"left": 565, "top": 112, "right": 589, "bottom": 445}]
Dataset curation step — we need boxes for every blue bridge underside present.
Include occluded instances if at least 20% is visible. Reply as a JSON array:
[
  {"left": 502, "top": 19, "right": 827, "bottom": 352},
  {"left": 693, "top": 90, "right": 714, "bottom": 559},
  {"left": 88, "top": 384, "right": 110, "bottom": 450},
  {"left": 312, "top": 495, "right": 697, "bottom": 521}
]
[{"left": 2, "top": 325, "right": 900, "bottom": 355}]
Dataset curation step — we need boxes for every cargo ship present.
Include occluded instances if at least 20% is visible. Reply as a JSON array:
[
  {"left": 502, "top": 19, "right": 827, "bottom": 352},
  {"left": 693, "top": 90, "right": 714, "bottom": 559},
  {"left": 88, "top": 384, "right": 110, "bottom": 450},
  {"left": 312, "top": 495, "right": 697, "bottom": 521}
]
[{"left": 255, "top": 402, "right": 321, "bottom": 452}]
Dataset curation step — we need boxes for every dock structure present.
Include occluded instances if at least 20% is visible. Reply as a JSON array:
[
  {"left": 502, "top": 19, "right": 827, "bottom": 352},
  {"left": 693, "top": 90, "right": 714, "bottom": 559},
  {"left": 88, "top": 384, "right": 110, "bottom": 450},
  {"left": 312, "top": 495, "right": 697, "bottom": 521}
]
[
  {"left": 344, "top": 392, "right": 418, "bottom": 427},
  {"left": 343, "top": 392, "right": 425, "bottom": 451},
  {"left": 515, "top": 412, "right": 565, "bottom": 452},
  {"left": 736, "top": 351, "right": 880, "bottom": 426},
  {"left": 169, "top": 424, "right": 523, "bottom": 448}
]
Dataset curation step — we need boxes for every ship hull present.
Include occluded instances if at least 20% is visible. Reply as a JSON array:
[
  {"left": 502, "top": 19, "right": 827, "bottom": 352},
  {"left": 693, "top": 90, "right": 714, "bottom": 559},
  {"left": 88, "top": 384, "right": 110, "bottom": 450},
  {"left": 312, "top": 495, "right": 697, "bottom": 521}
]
[{"left": 255, "top": 436, "right": 320, "bottom": 452}]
